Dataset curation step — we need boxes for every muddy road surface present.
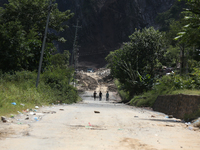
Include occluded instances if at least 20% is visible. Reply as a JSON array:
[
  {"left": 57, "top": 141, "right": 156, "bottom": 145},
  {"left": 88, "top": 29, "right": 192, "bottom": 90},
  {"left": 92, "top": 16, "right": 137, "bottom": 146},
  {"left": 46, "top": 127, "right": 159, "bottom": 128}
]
[{"left": 0, "top": 90, "right": 200, "bottom": 150}]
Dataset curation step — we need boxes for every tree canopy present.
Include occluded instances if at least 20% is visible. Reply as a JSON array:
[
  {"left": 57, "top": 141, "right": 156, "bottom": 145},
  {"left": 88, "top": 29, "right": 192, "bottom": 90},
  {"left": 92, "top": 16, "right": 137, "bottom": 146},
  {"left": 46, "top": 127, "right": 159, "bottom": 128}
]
[
  {"left": 0, "top": 0, "right": 74, "bottom": 72},
  {"left": 106, "top": 27, "right": 166, "bottom": 94},
  {"left": 176, "top": 0, "right": 200, "bottom": 47}
]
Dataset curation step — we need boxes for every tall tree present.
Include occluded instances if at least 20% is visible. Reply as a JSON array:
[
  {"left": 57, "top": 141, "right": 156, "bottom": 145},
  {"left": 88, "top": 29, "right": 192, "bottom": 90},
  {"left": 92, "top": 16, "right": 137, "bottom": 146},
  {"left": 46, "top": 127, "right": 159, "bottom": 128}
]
[
  {"left": 0, "top": 0, "right": 74, "bottom": 72},
  {"left": 106, "top": 27, "right": 166, "bottom": 94},
  {"left": 168, "top": 20, "right": 189, "bottom": 74},
  {"left": 177, "top": 0, "right": 200, "bottom": 47},
  {"left": 156, "top": 0, "right": 185, "bottom": 31}
]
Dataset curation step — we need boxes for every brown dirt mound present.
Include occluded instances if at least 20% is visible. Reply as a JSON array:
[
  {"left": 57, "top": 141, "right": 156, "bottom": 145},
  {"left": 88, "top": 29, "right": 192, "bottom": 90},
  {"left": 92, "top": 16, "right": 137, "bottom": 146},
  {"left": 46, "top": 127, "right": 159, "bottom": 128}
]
[{"left": 76, "top": 73, "right": 98, "bottom": 91}]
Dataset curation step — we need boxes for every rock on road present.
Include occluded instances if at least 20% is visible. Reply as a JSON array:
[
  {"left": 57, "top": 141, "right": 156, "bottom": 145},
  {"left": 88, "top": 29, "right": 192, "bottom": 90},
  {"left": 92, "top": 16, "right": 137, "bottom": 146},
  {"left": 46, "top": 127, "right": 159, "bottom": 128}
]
[{"left": 0, "top": 91, "right": 200, "bottom": 150}]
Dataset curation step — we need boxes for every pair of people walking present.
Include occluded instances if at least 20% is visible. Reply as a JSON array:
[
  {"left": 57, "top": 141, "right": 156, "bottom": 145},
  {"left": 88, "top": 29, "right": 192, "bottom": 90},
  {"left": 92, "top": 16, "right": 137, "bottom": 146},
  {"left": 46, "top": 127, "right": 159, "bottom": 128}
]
[{"left": 93, "top": 91, "right": 109, "bottom": 101}]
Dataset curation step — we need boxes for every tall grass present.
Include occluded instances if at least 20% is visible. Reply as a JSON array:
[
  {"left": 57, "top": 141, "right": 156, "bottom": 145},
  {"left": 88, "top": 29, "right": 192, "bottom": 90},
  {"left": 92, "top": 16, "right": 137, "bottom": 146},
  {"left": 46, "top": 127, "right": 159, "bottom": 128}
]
[{"left": 0, "top": 69, "right": 78, "bottom": 116}]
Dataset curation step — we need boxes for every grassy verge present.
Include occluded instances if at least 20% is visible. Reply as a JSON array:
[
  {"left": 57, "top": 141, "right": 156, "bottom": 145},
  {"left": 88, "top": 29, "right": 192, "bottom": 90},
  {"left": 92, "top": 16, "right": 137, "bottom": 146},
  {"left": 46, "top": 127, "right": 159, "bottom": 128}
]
[
  {"left": 114, "top": 79, "right": 130, "bottom": 102},
  {"left": 130, "top": 89, "right": 200, "bottom": 107},
  {"left": 130, "top": 74, "right": 200, "bottom": 107},
  {"left": 129, "top": 74, "right": 200, "bottom": 121},
  {"left": 0, "top": 69, "right": 78, "bottom": 117}
]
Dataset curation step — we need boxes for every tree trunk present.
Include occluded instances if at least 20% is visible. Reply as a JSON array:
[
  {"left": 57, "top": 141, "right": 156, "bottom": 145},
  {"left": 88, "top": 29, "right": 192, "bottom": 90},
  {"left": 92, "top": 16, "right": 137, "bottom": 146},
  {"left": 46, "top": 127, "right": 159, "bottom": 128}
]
[{"left": 180, "top": 44, "right": 187, "bottom": 75}]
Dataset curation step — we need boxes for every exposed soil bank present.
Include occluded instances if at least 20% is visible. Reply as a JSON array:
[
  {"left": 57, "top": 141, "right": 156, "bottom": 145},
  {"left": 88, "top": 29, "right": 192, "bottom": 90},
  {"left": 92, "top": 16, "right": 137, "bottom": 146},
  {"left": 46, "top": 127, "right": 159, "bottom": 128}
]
[{"left": 153, "top": 94, "right": 200, "bottom": 120}]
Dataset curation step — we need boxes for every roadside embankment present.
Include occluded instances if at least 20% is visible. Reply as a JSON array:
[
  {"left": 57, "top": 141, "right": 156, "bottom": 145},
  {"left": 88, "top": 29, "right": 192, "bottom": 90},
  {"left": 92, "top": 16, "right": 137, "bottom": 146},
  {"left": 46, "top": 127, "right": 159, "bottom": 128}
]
[{"left": 153, "top": 94, "right": 200, "bottom": 121}]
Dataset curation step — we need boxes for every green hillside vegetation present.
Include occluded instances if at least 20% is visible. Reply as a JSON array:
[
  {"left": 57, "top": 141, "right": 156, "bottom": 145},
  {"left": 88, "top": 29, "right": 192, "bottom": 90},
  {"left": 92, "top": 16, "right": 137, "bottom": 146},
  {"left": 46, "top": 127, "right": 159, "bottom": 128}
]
[
  {"left": 0, "top": 50, "right": 79, "bottom": 116},
  {"left": 156, "top": 0, "right": 185, "bottom": 31},
  {"left": 106, "top": 0, "right": 200, "bottom": 116},
  {"left": 0, "top": 0, "right": 78, "bottom": 116},
  {"left": 131, "top": 68, "right": 200, "bottom": 107},
  {"left": 0, "top": 0, "right": 74, "bottom": 72},
  {"left": 0, "top": 67, "right": 78, "bottom": 116}
]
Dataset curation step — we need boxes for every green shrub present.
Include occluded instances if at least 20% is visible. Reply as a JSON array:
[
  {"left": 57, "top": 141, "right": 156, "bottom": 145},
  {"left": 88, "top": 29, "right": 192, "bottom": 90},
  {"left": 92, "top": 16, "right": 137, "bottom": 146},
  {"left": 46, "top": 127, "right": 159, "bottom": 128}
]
[
  {"left": 41, "top": 67, "right": 78, "bottom": 104},
  {"left": 2, "top": 70, "right": 36, "bottom": 82},
  {"left": 130, "top": 70, "right": 200, "bottom": 108},
  {"left": 0, "top": 68, "right": 78, "bottom": 116},
  {"left": 114, "top": 79, "right": 130, "bottom": 102}
]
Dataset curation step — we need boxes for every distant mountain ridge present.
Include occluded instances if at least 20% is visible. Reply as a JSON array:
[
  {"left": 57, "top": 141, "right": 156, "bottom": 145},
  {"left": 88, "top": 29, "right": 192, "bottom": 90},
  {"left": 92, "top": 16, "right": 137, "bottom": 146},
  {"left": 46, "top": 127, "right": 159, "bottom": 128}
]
[{"left": 0, "top": 0, "right": 176, "bottom": 67}]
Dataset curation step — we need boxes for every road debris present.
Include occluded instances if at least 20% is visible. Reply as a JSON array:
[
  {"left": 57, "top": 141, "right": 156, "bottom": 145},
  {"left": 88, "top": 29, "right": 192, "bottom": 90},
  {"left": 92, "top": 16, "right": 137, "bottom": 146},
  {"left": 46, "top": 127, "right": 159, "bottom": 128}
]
[
  {"left": 35, "top": 113, "right": 44, "bottom": 116},
  {"left": 51, "top": 111, "right": 56, "bottom": 114},
  {"left": 1, "top": 116, "right": 7, "bottom": 123},
  {"left": 166, "top": 124, "right": 175, "bottom": 127},
  {"left": 165, "top": 115, "right": 173, "bottom": 118},
  {"left": 94, "top": 111, "right": 100, "bottom": 113},
  {"left": 193, "top": 118, "right": 200, "bottom": 128},
  {"left": 29, "top": 112, "right": 36, "bottom": 115},
  {"left": 185, "top": 122, "right": 191, "bottom": 126},
  {"left": 20, "top": 103, "right": 25, "bottom": 106},
  {"left": 118, "top": 128, "right": 123, "bottom": 130},
  {"left": 42, "top": 111, "right": 56, "bottom": 114},
  {"left": 11, "top": 102, "right": 16, "bottom": 105},
  {"left": 34, "top": 117, "right": 39, "bottom": 121},
  {"left": 85, "top": 126, "right": 92, "bottom": 128},
  {"left": 168, "top": 115, "right": 173, "bottom": 118},
  {"left": 25, "top": 116, "right": 29, "bottom": 120}
]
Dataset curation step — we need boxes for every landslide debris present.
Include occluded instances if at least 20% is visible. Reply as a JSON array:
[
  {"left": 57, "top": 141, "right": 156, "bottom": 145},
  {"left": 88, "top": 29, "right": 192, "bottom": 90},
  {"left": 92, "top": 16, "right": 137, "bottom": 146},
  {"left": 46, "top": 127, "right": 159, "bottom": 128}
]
[
  {"left": 76, "top": 68, "right": 117, "bottom": 92},
  {"left": 76, "top": 73, "right": 98, "bottom": 91}
]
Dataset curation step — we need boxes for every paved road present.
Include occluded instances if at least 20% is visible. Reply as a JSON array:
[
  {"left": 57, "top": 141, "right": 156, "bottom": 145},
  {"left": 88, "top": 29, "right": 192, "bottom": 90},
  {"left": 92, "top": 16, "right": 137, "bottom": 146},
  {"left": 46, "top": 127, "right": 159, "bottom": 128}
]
[{"left": 0, "top": 91, "right": 200, "bottom": 150}]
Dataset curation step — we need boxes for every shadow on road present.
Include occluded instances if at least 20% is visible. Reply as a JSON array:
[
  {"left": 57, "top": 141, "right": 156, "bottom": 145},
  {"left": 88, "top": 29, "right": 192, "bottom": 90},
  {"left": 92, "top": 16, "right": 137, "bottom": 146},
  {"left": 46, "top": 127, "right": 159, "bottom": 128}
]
[{"left": 141, "top": 118, "right": 182, "bottom": 123}]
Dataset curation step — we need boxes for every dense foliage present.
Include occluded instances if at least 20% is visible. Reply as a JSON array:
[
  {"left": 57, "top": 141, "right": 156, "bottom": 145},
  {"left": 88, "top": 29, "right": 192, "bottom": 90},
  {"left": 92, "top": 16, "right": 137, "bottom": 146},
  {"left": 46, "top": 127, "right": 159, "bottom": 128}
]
[
  {"left": 0, "top": 52, "right": 78, "bottom": 115},
  {"left": 106, "top": 1, "right": 200, "bottom": 120},
  {"left": 131, "top": 68, "right": 200, "bottom": 108},
  {"left": 50, "top": 50, "right": 70, "bottom": 69},
  {"left": 158, "top": 0, "right": 200, "bottom": 74},
  {"left": 0, "top": 0, "right": 74, "bottom": 72},
  {"left": 156, "top": 0, "right": 185, "bottom": 31},
  {"left": 176, "top": 0, "right": 200, "bottom": 47},
  {"left": 106, "top": 27, "right": 166, "bottom": 95}
]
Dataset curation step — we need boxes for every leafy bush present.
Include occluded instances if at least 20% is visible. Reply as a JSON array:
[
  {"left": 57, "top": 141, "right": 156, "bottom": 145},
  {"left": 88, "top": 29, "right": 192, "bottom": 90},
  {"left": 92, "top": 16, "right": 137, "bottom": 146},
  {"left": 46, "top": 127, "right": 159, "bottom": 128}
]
[
  {"left": 2, "top": 70, "right": 36, "bottom": 82},
  {"left": 41, "top": 67, "right": 78, "bottom": 104},
  {"left": 130, "top": 70, "right": 200, "bottom": 107},
  {"left": 114, "top": 80, "right": 130, "bottom": 102},
  {"left": 106, "top": 27, "right": 166, "bottom": 95}
]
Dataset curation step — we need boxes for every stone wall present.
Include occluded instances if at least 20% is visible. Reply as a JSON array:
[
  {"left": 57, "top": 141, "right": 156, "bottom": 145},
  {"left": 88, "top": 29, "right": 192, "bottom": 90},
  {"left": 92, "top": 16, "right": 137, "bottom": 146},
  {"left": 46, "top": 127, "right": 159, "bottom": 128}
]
[{"left": 153, "top": 94, "right": 200, "bottom": 119}]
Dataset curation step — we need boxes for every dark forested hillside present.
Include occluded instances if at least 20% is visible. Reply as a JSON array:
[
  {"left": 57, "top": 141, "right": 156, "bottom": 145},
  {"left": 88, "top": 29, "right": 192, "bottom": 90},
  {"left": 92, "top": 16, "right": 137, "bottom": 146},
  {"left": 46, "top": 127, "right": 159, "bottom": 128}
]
[
  {"left": 57, "top": 0, "right": 176, "bottom": 66},
  {"left": 0, "top": 0, "right": 7, "bottom": 7},
  {"left": 0, "top": 0, "right": 177, "bottom": 67}
]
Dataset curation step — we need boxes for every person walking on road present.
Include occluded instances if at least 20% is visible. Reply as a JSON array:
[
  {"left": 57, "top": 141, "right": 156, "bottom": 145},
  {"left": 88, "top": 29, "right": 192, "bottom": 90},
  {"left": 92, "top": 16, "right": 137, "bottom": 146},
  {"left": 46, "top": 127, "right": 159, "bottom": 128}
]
[
  {"left": 99, "top": 91, "right": 102, "bottom": 101},
  {"left": 93, "top": 91, "right": 97, "bottom": 100},
  {"left": 106, "top": 91, "right": 109, "bottom": 101}
]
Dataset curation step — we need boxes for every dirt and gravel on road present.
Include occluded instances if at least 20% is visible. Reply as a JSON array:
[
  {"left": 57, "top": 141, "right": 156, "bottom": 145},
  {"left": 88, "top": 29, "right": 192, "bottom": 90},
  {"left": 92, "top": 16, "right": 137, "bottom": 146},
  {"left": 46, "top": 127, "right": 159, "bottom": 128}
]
[
  {"left": 0, "top": 69, "right": 200, "bottom": 150},
  {"left": 76, "top": 68, "right": 117, "bottom": 93}
]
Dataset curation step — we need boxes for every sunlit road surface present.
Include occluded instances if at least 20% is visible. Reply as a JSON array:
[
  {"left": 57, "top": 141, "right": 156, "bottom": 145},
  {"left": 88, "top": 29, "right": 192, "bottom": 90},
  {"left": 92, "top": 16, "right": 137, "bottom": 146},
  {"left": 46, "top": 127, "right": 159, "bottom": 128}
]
[{"left": 0, "top": 91, "right": 200, "bottom": 150}]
